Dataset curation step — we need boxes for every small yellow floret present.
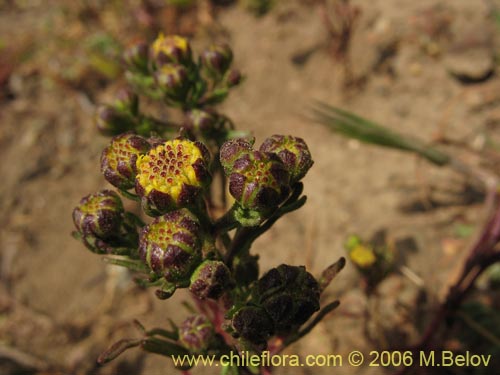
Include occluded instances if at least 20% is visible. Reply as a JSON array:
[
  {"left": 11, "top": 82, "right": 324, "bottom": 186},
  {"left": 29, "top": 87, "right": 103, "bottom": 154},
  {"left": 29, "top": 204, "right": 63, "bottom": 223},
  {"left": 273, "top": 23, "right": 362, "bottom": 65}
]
[
  {"left": 152, "top": 34, "right": 189, "bottom": 58},
  {"left": 349, "top": 245, "right": 376, "bottom": 269}
]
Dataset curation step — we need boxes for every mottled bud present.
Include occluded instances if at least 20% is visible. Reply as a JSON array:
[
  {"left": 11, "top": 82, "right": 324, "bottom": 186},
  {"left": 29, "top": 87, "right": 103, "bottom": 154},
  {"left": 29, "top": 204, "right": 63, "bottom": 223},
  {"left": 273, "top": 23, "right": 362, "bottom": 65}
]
[
  {"left": 185, "top": 109, "right": 220, "bottom": 136},
  {"left": 260, "top": 135, "right": 313, "bottom": 183},
  {"left": 154, "top": 64, "right": 190, "bottom": 102},
  {"left": 95, "top": 105, "right": 135, "bottom": 136},
  {"left": 139, "top": 209, "right": 202, "bottom": 282},
  {"left": 114, "top": 88, "right": 139, "bottom": 115},
  {"left": 219, "top": 138, "right": 254, "bottom": 175},
  {"left": 123, "top": 41, "right": 149, "bottom": 73},
  {"left": 189, "top": 260, "right": 233, "bottom": 300},
  {"left": 101, "top": 133, "right": 151, "bottom": 190},
  {"left": 179, "top": 315, "right": 215, "bottom": 353},
  {"left": 200, "top": 43, "right": 233, "bottom": 77},
  {"left": 135, "top": 139, "right": 211, "bottom": 215},
  {"left": 225, "top": 69, "right": 242, "bottom": 87},
  {"left": 256, "top": 264, "right": 320, "bottom": 332},
  {"left": 231, "top": 306, "right": 274, "bottom": 349},
  {"left": 151, "top": 34, "right": 192, "bottom": 67},
  {"left": 73, "top": 190, "right": 124, "bottom": 240},
  {"left": 228, "top": 150, "right": 290, "bottom": 211}
]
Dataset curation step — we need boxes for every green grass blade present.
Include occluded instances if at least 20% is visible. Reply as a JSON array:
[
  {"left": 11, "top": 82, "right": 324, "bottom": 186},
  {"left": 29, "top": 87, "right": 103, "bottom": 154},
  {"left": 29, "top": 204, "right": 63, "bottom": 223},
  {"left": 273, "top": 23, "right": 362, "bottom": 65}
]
[{"left": 312, "top": 102, "right": 451, "bottom": 166}]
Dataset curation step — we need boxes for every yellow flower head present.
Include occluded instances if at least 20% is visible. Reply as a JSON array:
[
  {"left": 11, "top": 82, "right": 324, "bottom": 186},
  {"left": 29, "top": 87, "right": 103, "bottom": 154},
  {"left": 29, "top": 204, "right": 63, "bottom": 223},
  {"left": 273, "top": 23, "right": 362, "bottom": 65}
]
[
  {"left": 152, "top": 34, "right": 192, "bottom": 66},
  {"left": 349, "top": 244, "right": 377, "bottom": 269},
  {"left": 135, "top": 139, "right": 210, "bottom": 215}
]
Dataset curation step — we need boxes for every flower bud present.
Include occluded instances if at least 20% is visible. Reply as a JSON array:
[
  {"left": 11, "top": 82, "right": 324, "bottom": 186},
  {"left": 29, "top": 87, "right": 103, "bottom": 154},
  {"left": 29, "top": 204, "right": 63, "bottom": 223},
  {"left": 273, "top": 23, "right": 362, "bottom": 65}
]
[
  {"left": 73, "top": 190, "right": 124, "bottom": 240},
  {"left": 123, "top": 41, "right": 149, "bottom": 73},
  {"left": 179, "top": 315, "right": 215, "bottom": 353},
  {"left": 185, "top": 109, "right": 220, "bottom": 136},
  {"left": 231, "top": 306, "right": 274, "bottom": 349},
  {"left": 154, "top": 64, "right": 190, "bottom": 102},
  {"left": 200, "top": 43, "right": 233, "bottom": 77},
  {"left": 259, "top": 135, "right": 313, "bottom": 183},
  {"left": 151, "top": 34, "right": 192, "bottom": 67},
  {"left": 219, "top": 138, "right": 254, "bottom": 175},
  {"left": 189, "top": 260, "right": 233, "bottom": 300},
  {"left": 225, "top": 69, "right": 242, "bottom": 87},
  {"left": 95, "top": 105, "right": 135, "bottom": 136},
  {"left": 228, "top": 150, "right": 290, "bottom": 211},
  {"left": 256, "top": 264, "right": 320, "bottom": 332},
  {"left": 101, "top": 132, "right": 151, "bottom": 190},
  {"left": 114, "top": 88, "right": 139, "bottom": 115},
  {"left": 139, "top": 209, "right": 202, "bottom": 282},
  {"left": 135, "top": 139, "right": 211, "bottom": 215}
]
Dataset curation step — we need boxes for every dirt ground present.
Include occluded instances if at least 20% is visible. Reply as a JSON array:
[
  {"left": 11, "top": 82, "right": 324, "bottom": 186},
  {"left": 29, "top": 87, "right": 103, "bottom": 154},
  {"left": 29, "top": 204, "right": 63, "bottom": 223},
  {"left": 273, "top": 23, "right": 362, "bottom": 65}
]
[{"left": 1, "top": 1, "right": 500, "bottom": 374}]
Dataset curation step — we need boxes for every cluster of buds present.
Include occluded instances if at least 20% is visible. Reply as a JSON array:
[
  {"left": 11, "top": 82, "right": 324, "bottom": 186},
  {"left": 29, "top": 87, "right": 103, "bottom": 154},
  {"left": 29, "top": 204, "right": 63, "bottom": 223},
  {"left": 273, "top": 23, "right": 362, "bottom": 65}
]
[
  {"left": 231, "top": 265, "right": 320, "bottom": 349},
  {"left": 121, "top": 34, "right": 242, "bottom": 110},
  {"left": 72, "top": 34, "right": 345, "bottom": 369},
  {"left": 72, "top": 190, "right": 138, "bottom": 255},
  {"left": 220, "top": 135, "right": 313, "bottom": 225}
]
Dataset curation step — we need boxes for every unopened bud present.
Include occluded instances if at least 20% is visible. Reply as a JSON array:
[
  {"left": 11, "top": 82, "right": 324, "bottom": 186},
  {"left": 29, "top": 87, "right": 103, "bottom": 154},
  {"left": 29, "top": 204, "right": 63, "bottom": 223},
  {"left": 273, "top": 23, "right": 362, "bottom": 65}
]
[
  {"left": 114, "top": 88, "right": 139, "bottom": 115},
  {"left": 154, "top": 64, "right": 190, "bottom": 102},
  {"left": 200, "top": 43, "right": 233, "bottom": 77},
  {"left": 189, "top": 260, "right": 233, "bottom": 300},
  {"left": 185, "top": 109, "right": 220, "bottom": 136},
  {"left": 231, "top": 306, "right": 274, "bottom": 349},
  {"left": 139, "top": 209, "right": 202, "bottom": 283},
  {"left": 228, "top": 150, "right": 290, "bottom": 211},
  {"left": 256, "top": 264, "right": 320, "bottom": 332},
  {"left": 151, "top": 34, "right": 192, "bottom": 67},
  {"left": 101, "top": 132, "right": 151, "bottom": 190},
  {"left": 179, "top": 315, "right": 215, "bottom": 353},
  {"left": 260, "top": 135, "right": 313, "bottom": 183},
  {"left": 73, "top": 190, "right": 124, "bottom": 239},
  {"left": 95, "top": 105, "right": 135, "bottom": 136},
  {"left": 219, "top": 138, "right": 254, "bottom": 175},
  {"left": 123, "top": 41, "right": 149, "bottom": 73},
  {"left": 225, "top": 69, "right": 242, "bottom": 87}
]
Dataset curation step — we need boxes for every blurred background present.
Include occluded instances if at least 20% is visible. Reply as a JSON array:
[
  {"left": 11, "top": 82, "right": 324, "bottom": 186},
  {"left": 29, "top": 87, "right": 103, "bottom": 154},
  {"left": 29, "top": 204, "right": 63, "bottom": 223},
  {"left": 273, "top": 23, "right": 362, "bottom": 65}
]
[{"left": 1, "top": 0, "right": 500, "bottom": 374}]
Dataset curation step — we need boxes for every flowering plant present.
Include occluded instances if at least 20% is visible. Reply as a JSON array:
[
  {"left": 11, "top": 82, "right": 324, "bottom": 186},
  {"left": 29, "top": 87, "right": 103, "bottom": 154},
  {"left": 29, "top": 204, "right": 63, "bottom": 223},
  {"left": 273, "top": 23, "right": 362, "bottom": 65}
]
[{"left": 72, "top": 35, "right": 344, "bottom": 373}]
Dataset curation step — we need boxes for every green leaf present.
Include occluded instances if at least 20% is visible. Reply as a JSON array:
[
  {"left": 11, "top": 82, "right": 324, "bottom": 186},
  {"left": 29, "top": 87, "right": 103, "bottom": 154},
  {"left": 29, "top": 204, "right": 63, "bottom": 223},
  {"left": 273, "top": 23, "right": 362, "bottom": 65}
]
[
  {"left": 141, "top": 337, "right": 190, "bottom": 358},
  {"left": 319, "top": 257, "right": 346, "bottom": 293},
  {"left": 97, "top": 338, "right": 142, "bottom": 364}
]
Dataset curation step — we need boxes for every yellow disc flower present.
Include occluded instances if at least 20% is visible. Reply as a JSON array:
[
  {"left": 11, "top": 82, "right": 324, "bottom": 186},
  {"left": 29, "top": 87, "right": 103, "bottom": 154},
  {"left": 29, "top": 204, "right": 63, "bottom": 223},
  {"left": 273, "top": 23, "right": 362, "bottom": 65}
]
[
  {"left": 151, "top": 34, "right": 192, "bottom": 67},
  {"left": 349, "top": 244, "right": 377, "bottom": 269},
  {"left": 135, "top": 139, "right": 211, "bottom": 215}
]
